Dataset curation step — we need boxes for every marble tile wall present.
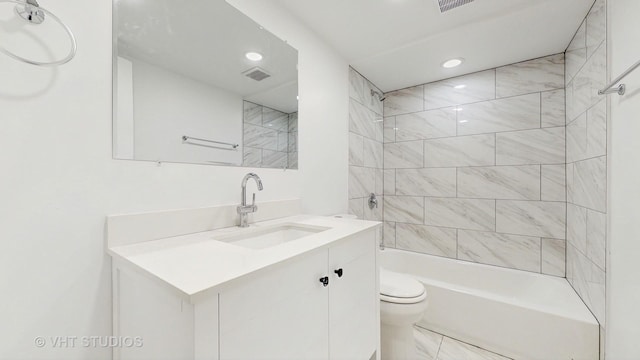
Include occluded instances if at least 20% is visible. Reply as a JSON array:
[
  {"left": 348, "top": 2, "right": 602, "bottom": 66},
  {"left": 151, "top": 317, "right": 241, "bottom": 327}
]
[
  {"left": 565, "top": 0, "right": 607, "bottom": 339},
  {"left": 383, "top": 53, "right": 567, "bottom": 276},
  {"left": 242, "top": 101, "right": 297, "bottom": 169},
  {"left": 349, "top": 67, "right": 384, "bottom": 222}
]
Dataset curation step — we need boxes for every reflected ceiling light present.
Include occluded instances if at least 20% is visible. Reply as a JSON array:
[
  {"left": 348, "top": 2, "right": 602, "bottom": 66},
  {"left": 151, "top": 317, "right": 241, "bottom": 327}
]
[
  {"left": 245, "top": 52, "right": 263, "bottom": 61},
  {"left": 454, "top": 84, "right": 467, "bottom": 89},
  {"left": 442, "top": 58, "right": 464, "bottom": 68},
  {"left": 459, "top": 120, "right": 469, "bottom": 123},
  {"left": 454, "top": 107, "right": 463, "bottom": 112}
]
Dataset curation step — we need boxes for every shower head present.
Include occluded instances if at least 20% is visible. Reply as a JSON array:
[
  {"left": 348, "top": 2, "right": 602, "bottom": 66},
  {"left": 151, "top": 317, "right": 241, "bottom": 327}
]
[{"left": 371, "top": 89, "right": 386, "bottom": 102}]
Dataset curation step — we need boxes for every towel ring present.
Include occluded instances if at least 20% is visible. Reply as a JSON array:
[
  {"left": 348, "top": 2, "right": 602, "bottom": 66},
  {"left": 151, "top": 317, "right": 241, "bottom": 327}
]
[{"left": 0, "top": 0, "right": 77, "bottom": 66}]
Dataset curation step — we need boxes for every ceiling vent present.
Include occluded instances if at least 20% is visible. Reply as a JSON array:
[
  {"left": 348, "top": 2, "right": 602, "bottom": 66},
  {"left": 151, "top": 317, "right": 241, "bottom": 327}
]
[
  {"left": 437, "top": 0, "right": 475, "bottom": 13},
  {"left": 243, "top": 67, "right": 271, "bottom": 81}
]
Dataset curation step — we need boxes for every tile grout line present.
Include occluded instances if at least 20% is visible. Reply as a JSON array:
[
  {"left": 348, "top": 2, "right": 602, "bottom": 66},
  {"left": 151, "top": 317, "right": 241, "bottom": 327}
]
[
  {"left": 564, "top": 62, "right": 569, "bottom": 276},
  {"left": 494, "top": 133, "right": 497, "bottom": 166},
  {"left": 540, "top": 236, "right": 544, "bottom": 274},
  {"left": 386, "top": 88, "right": 564, "bottom": 118},
  {"left": 540, "top": 164, "right": 543, "bottom": 201},
  {"left": 390, "top": 124, "right": 567, "bottom": 145},
  {"left": 494, "top": 199, "right": 497, "bottom": 232},
  {"left": 433, "top": 332, "right": 444, "bottom": 360},
  {"left": 540, "top": 91, "right": 543, "bottom": 128},
  {"left": 455, "top": 229, "right": 459, "bottom": 260},
  {"left": 384, "top": 163, "right": 566, "bottom": 170},
  {"left": 494, "top": 68, "right": 497, "bottom": 100},
  {"left": 386, "top": 194, "right": 566, "bottom": 204},
  {"left": 386, "top": 217, "right": 565, "bottom": 240}
]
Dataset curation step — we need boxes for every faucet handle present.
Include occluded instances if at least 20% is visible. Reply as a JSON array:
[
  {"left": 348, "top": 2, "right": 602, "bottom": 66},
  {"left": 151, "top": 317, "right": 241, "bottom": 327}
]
[{"left": 252, "top": 193, "right": 256, "bottom": 206}]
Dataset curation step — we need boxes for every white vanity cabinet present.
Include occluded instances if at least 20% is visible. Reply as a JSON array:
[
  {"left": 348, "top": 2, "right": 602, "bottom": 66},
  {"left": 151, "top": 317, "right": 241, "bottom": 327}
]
[
  {"left": 218, "top": 249, "right": 330, "bottom": 359},
  {"left": 328, "top": 232, "right": 377, "bottom": 360},
  {"left": 112, "top": 227, "right": 379, "bottom": 360},
  {"left": 219, "top": 230, "right": 377, "bottom": 360}
]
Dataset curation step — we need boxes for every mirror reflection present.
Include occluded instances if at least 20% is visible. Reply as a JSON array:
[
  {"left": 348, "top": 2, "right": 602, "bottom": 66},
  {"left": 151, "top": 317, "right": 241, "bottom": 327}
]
[{"left": 113, "top": 0, "right": 298, "bottom": 169}]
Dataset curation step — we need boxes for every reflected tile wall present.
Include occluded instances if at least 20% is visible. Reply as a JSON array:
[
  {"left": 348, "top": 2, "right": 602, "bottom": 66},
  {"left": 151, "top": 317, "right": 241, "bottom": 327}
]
[
  {"left": 348, "top": 68, "right": 384, "bottom": 221},
  {"left": 262, "top": 150, "right": 287, "bottom": 168},
  {"left": 244, "top": 102, "right": 262, "bottom": 125},
  {"left": 382, "top": 54, "right": 567, "bottom": 275},
  {"left": 242, "top": 101, "right": 297, "bottom": 169},
  {"left": 565, "top": 0, "right": 607, "bottom": 330}
]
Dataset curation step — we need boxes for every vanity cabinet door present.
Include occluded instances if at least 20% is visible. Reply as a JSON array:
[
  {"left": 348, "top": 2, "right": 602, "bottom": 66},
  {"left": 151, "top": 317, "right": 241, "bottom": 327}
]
[
  {"left": 218, "top": 250, "right": 329, "bottom": 360},
  {"left": 328, "top": 231, "right": 378, "bottom": 360}
]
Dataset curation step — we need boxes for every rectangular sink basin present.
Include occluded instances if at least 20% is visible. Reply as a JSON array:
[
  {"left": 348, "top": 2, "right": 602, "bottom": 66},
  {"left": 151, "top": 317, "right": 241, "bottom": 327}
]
[{"left": 213, "top": 223, "right": 329, "bottom": 250}]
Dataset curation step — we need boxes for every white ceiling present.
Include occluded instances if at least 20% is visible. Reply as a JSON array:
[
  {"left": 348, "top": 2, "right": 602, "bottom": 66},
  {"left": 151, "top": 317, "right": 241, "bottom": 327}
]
[
  {"left": 274, "top": 0, "right": 595, "bottom": 92},
  {"left": 116, "top": 0, "right": 298, "bottom": 113}
]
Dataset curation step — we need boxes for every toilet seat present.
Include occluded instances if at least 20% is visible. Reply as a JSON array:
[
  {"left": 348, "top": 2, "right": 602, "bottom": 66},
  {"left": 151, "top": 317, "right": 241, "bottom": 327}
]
[{"left": 380, "top": 268, "right": 427, "bottom": 304}]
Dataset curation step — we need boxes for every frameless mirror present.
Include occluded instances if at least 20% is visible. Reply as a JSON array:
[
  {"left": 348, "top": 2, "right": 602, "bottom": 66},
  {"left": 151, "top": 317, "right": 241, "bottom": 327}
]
[{"left": 113, "top": 0, "right": 298, "bottom": 169}]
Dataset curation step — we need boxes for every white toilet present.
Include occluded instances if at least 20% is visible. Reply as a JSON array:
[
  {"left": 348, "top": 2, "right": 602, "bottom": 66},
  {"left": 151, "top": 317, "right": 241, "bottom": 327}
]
[{"left": 379, "top": 267, "right": 428, "bottom": 360}]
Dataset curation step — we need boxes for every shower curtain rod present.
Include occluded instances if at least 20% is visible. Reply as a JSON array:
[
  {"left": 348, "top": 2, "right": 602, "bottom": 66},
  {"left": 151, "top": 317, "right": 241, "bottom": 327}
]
[{"left": 599, "top": 59, "right": 640, "bottom": 96}]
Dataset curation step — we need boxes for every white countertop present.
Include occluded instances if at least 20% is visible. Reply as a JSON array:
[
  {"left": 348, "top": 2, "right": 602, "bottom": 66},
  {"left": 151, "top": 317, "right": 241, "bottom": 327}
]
[{"left": 108, "top": 215, "right": 380, "bottom": 302}]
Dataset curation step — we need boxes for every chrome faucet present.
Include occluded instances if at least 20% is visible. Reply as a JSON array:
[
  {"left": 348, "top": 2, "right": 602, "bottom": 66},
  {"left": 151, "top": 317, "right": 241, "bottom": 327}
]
[{"left": 237, "top": 173, "right": 264, "bottom": 228}]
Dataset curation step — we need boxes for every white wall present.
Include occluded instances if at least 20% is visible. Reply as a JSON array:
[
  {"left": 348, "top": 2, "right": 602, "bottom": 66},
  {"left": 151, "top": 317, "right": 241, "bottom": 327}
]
[
  {"left": 606, "top": 0, "right": 640, "bottom": 358},
  {"left": 130, "top": 58, "right": 243, "bottom": 165},
  {"left": 114, "top": 57, "right": 134, "bottom": 159},
  {"left": 0, "top": 0, "right": 347, "bottom": 359}
]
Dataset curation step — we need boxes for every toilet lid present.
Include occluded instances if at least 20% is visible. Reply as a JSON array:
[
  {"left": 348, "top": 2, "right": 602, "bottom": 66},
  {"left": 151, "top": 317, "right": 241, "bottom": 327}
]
[{"left": 380, "top": 268, "right": 426, "bottom": 303}]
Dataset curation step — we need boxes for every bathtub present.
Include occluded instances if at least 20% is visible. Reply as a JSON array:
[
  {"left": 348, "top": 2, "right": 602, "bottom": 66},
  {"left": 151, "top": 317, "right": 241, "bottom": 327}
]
[{"left": 380, "top": 249, "right": 599, "bottom": 360}]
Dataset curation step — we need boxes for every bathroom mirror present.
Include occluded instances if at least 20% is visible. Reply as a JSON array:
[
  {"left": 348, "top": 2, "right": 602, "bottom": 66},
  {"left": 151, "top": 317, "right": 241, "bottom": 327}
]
[{"left": 112, "top": 0, "right": 298, "bottom": 169}]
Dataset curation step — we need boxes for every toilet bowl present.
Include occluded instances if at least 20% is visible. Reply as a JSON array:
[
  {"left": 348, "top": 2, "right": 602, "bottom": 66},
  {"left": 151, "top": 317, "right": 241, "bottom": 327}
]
[{"left": 380, "top": 268, "right": 428, "bottom": 360}]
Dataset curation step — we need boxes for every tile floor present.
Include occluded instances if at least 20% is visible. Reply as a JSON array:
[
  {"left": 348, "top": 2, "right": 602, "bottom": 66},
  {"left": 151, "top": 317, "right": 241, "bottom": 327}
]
[{"left": 415, "top": 326, "right": 512, "bottom": 360}]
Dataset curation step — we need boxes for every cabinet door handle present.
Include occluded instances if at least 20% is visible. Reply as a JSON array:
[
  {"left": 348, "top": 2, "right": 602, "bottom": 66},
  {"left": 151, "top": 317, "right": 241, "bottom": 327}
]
[
  {"left": 334, "top": 268, "right": 343, "bottom": 278},
  {"left": 319, "top": 276, "right": 329, "bottom": 287}
]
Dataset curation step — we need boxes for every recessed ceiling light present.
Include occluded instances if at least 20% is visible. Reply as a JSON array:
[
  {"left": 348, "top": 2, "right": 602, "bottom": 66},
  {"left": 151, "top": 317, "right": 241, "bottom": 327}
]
[
  {"left": 459, "top": 120, "right": 469, "bottom": 123},
  {"left": 454, "top": 84, "right": 467, "bottom": 89},
  {"left": 442, "top": 58, "right": 464, "bottom": 68},
  {"left": 454, "top": 107, "right": 463, "bottom": 112},
  {"left": 245, "top": 52, "right": 263, "bottom": 61}
]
